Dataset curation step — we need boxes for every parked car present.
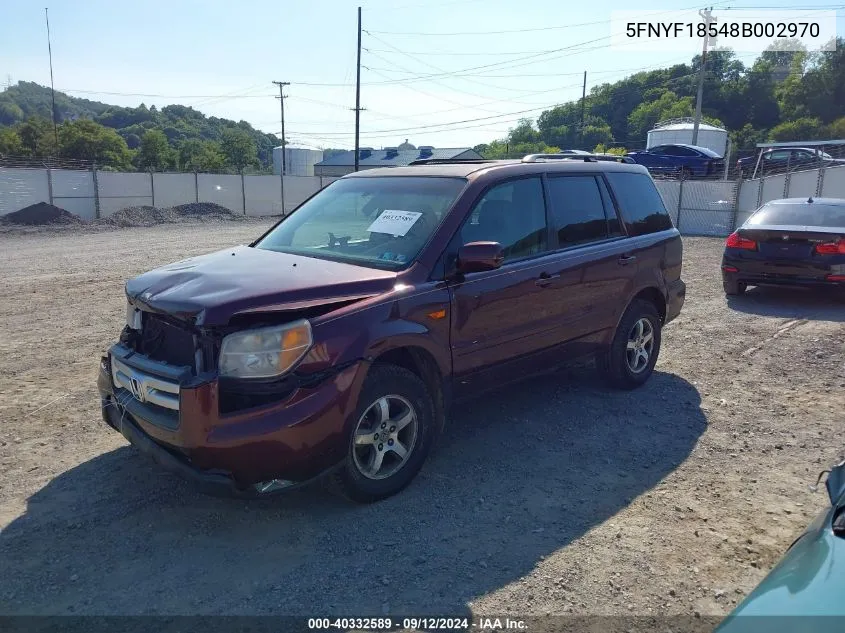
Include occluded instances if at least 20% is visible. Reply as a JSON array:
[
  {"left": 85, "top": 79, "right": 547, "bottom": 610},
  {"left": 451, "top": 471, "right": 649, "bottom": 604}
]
[
  {"left": 97, "top": 157, "right": 685, "bottom": 502},
  {"left": 627, "top": 143, "right": 725, "bottom": 178},
  {"left": 716, "top": 457, "right": 845, "bottom": 631},
  {"left": 721, "top": 197, "right": 845, "bottom": 295},
  {"left": 736, "top": 147, "right": 845, "bottom": 179}
]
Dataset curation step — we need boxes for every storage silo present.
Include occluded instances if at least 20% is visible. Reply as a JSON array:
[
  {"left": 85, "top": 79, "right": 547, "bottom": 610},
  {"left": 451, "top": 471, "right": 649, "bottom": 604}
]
[
  {"left": 272, "top": 145, "right": 324, "bottom": 176},
  {"left": 646, "top": 118, "right": 728, "bottom": 157}
]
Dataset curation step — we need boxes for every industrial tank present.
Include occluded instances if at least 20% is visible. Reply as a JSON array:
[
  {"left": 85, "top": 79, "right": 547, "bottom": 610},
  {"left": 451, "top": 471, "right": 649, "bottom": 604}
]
[{"left": 272, "top": 145, "right": 324, "bottom": 176}]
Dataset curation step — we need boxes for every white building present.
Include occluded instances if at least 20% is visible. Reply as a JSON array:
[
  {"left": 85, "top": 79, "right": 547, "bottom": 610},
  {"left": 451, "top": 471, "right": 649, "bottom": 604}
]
[
  {"left": 272, "top": 145, "right": 324, "bottom": 176},
  {"left": 647, "top": 119, "right": 729, "bottom": 158}
]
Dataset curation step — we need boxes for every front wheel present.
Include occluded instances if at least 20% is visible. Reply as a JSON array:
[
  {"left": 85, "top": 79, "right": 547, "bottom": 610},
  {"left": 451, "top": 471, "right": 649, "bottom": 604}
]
[
  {"left": 600, "top": 299, "right": 662, "bottom": 390},
  {"left": 332, "top": 364, "right": 435, "bottom": 503}
]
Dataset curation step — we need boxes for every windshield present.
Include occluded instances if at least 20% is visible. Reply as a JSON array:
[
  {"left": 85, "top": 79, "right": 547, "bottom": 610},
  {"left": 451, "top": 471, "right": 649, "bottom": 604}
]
[
  {"left": 747, "top": 202, "right": 845, "bottom": 228},
  {"left": 254, "top": 176, "right": 466, "bottom": 270}
]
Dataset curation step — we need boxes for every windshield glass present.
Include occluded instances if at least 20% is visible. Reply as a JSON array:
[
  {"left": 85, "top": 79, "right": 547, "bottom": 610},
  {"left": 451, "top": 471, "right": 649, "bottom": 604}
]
[
  {"left": 747, "top": 202, "right": 845, "bottom": 228},
  {"left": 254, "top": 176, "right": 466, "bottom": 269}
]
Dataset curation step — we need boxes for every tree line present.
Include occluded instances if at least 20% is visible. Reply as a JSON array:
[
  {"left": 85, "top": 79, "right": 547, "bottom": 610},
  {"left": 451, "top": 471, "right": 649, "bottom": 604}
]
[
  {"left": 0, "top": 82, "right": 280, "bottom": 172},
  {"left": 474, "top": 39, "right": 845, "bottom": 159}
]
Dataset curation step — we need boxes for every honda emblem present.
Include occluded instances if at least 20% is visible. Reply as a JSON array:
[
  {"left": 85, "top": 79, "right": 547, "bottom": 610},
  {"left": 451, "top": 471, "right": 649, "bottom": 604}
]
[{"left": 129, "top": 377, "right": 146, "bottom": 402}]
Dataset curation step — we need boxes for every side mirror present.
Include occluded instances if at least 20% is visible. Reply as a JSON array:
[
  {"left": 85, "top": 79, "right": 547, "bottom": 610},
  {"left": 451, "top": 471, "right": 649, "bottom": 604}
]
[{"left": 456, "top": 241, "right": 504, "bottom": 274}]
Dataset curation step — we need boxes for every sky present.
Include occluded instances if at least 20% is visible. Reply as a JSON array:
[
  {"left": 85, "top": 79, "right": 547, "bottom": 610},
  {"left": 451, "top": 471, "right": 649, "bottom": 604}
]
[{"left": 2, "top": 0, "right": 843, "bottom": 151}]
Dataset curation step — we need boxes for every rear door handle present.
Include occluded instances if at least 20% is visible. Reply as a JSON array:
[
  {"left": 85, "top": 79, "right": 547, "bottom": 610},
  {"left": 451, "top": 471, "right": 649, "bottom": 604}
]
[
  {"left": 618, "top": 254, "right": 637, "bottom": 266},
  {"left": 535, "top": 272, "right": 560, "bottom": 287}
]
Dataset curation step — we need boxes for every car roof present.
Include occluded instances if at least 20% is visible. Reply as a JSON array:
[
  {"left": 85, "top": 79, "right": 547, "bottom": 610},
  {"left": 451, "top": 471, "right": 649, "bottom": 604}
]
[
  {"left": 653, "top": 143, "right": 720, "bottom": 156},
  {"left": 343, "top": 159, "right": 649, "bottom": 179},
  {"left": 766, "top": 197, "right": 845, "bottom": 207}
]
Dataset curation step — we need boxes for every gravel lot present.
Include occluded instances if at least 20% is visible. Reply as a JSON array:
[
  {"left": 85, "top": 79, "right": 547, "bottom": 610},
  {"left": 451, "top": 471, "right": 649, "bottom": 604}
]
[{"left": 1, "top": 224, "right": 843, "bottom": 621}]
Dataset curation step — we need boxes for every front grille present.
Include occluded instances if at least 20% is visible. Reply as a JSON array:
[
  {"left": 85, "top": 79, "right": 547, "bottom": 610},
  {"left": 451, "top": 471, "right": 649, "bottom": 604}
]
[{"left": 137, "top": 313, "right": 196, "bottom": 369}]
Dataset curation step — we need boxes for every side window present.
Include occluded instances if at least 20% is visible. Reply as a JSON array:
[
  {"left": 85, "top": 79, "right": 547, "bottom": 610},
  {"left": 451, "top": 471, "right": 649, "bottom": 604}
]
[
  {"left": 546, "top": 176, "right": 616, "bottom": 248},
  {"left": 649, "top": 146, "right": 666, "bottom": 155},
  {"left": 605, "top": 172, "right": 674, "bottom": 237},
  {"left": 459, "top": 177, "right": 547, "bottom": 262}
]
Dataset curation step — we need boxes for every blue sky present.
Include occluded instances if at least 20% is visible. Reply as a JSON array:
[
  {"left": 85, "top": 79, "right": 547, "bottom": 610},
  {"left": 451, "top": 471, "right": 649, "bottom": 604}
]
[{"left": 2, "top": 0, "right": 842, "bottom": 150}]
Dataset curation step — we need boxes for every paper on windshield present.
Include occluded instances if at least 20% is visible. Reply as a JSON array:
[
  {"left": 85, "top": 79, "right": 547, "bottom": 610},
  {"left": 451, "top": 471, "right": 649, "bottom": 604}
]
[{"left": 367, "top": 210, "right": 423, "bottom": 237}]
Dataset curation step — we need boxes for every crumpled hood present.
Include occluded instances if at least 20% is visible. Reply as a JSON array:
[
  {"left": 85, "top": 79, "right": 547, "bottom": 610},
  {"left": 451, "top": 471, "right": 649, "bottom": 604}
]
[{"left": 125, "top": 245, "right": 398, "bottom": 326}]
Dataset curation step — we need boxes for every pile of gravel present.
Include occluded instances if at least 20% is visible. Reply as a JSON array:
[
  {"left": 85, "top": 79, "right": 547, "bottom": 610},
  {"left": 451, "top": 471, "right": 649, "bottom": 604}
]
[
  {"left": 96, "top": 202, "right": 241, "bottom": 227},
  {"left": 0, "top": 202, "right": 83, "bottom": 226}
]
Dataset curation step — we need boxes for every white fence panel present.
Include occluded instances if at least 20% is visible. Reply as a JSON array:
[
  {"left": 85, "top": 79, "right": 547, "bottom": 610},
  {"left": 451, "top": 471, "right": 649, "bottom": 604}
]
[
  {"left": 97, "top": 172, "right": 153, "bottom": 217},
  {"left": 51, "top": 170, "right": 96, "bottom": 219},
  {"left": 51, "top": 169, "right": 94, "bottom": 198},
  {"left": 153, "top": 173, "right": 197, "bottom": 208},
  {"left": 821, "top": 165, "right": 845, "bottom": 198},
  {"left": 677, "top": 181, "right": 735, "bottom": 236},
  {"left": 0, "top": 168, "right": 50, "bottom": 215},
  {"left": 654, "top": 180, "right": 680, "bottom": 225},
  {"left": 283, "top": 176, "right": 321, "bottom": 213},
  {"left": 760, "top": 174, "right": 787, "bottom": 206},
  {"left": 198, "top": 174, "right": 243, "bottom": 213},
  {"left": 787, "top": 169, "right": 819, "bottom": 199},
  {"left": 244, "top": 175, "right": 283, "bottom": 216},
  {"left": 737, "top": 179, "right": 761, "bottom": 213}
]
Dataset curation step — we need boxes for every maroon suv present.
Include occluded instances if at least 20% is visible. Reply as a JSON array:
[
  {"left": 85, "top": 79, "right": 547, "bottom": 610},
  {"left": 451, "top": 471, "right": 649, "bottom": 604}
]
[{"left": 97, "top": 156, "right": 685, "bottom": 502}]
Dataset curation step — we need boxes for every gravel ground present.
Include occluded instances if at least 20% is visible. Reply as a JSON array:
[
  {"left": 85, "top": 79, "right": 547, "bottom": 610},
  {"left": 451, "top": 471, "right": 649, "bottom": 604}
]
[{"left": 0, "top": 225, "right": 843, "bottom": 622}]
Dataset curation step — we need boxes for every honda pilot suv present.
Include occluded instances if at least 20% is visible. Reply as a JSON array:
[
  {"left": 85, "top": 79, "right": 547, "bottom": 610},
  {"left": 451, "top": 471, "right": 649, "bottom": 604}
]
[{"left": 97, "top": 155, "right": 685, "bottom": 503}]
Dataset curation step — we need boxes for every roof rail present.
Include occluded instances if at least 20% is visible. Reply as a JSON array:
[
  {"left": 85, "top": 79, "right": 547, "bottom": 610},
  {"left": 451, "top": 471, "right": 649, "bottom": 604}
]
[
  {"left": 408, "top": 158, "right": 498, "bottom": 166},
  {"left": 522, "top": 153, "right": 634, "bottom": 164},
  {"left": 522, "top": 153, "right": 598, "bottom": 163}
]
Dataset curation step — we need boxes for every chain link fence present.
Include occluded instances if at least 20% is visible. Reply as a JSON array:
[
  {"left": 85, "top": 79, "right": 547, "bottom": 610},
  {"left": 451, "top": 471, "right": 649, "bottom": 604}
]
[{"left": 0, "top": 166, "right": 340, "bottom": 220}]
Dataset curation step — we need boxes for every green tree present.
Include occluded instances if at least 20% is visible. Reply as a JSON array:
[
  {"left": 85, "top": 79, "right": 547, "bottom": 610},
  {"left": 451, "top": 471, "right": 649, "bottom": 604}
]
[
  {"left": 0, "top": 127, "right": 24, "bottom": 154},
  {"left": 179, "top": 139, "right": 226, "bottom": 172},
  {"left": 16, "top": 116, "right": 56, "bottom": 156},
  {"left": 220, "top": 128, "right": 258, "bottom": 171},
  {"left": 137, "top": 129, "right": 174, "bottom": 171},
  {"left": 826, "top": 116, "right": 845, "bottom": 139},
  {"left": 0, "top": 101, "right": 25, "bottom": 126},
  {"left": 627, "top": 91, "right": 694, "bottom": 146},
  {"left": 58, "top": 119, "right": 132, "bottom": 169},
  {"left": 768, "top": 117, "right": 825, "bottom": 142}
]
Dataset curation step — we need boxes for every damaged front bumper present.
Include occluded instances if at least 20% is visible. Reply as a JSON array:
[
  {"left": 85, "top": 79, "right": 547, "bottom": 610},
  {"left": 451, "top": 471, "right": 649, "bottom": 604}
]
[{"left": 97, "top": 345, "right": 368, "bottom": 497}]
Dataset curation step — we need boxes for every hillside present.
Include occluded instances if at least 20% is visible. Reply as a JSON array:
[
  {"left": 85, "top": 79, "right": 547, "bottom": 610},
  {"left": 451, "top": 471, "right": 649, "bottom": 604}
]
[{"left": 0, "top": 82, "right": 282, "bottom": 171}]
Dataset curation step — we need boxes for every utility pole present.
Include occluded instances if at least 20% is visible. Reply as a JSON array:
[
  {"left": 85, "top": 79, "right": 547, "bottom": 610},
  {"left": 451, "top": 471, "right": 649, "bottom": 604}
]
[
  {"left": 579, "top": 70, "right": 587, "bottom": 150},
  {"left": 354, "top": 6, "right": 363, "bottom": 172},
  {"left": 692, "top": 7, "right": 715, "bottom": 146},
  {"left": 44, "top": 8, "right": 59, "bottom": 151},
  {"left": 272, "top": 81, "right": 290, "bottom": 174}
]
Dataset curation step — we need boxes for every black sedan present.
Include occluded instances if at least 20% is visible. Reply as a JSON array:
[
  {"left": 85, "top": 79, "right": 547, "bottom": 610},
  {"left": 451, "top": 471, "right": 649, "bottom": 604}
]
[{"left": 722, "top": 197, "right": 845, "bottom": 295}]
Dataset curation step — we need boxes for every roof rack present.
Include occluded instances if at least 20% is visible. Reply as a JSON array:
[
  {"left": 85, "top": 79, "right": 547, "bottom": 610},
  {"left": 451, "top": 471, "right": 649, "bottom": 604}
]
[
  {"left": 408, "top": 158, "right": 498, "bottom": 166},
  {"left": 522, "top": 153, "right": 634, "bottom": 164},
  {"left": 522, "top": 153, "right": 598, "bottom": 163}
]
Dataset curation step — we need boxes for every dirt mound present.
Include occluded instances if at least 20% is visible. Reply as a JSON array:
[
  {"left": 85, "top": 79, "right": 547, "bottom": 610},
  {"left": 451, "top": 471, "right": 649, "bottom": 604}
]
[
  {"left": 96, "top": 206, "right": 181, "bottom": 228},
  {"left": 172, "top": 202, "right": 237, "bottom": 217},
  {"left": 96, "top": 203, "right": 241, "bottom": 227},
  {"left": 0, "top": 202, "right": 83, "bottom": 226}
]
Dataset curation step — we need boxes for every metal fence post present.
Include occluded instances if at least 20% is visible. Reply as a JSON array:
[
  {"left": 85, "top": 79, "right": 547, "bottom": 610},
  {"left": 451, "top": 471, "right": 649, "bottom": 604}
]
[
  {"left": 241, "top": 171, "right": 247, "bottom": 215},
  {"left": 194, "top": 171, "right": 199, "bottom": 203},
  {"left": 731, "top": 178, "right": 743, "bottom": 232},
  {"left": 676, "top": 173, "right": 685, "bottom": 233},
  {"left": 149, "top": 170, "right": 155, "bottom": 207},
  {"left": 281, "top": 174, "right": 286, "bottom": 216},
  {"left": 756, "top": 176, "right": 764, "bottom": 209},
  {"left": 46, "top": 167, "right": 54, "bottom": 205},
  {"left": 816, "top": 165, "right": 826, "bottom": 197},
  {"left": 92, "top": 164, "right": 101, "bottom": 219}
]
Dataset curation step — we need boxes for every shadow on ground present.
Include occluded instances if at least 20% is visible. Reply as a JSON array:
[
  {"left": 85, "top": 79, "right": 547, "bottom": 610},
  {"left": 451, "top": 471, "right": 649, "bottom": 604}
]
[
  {"left": 1, "top": 370, "right": 705, "bottom": 617},
  {"left": 727, "top": 286, "right": 845, "bottom": 322}
]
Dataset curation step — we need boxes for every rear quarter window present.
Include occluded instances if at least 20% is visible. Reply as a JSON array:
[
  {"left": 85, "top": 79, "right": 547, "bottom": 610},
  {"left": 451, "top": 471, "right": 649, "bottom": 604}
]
[{"left": 605, "top": 172, "right": 674, "bottom": 236}]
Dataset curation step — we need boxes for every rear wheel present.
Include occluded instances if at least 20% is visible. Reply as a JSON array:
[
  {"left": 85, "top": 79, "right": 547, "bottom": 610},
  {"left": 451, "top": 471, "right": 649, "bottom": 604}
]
[
  {"left": 724, "top": 279, "right": 747, "bottom": 296},
  {"left": 600, "top": 299, "right": 662, "bottom": 390},
  {"left": 332, "top": 364, "right": 435, "bottom": 503}
]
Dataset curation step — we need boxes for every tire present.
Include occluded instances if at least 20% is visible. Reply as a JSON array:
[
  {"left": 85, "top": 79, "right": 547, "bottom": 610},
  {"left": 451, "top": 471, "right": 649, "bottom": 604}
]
[
  {"left": 600, "top": 299, "right": 662, "bottom": 390},
  {"left": 331, "top": 364, "right": 435, "bottom": 503},
  {"left": 680, "top": 167, "right": 693, "bottom": 180},
  {"left": 724, "top": 279, "right": 747, "bottom": 296}
]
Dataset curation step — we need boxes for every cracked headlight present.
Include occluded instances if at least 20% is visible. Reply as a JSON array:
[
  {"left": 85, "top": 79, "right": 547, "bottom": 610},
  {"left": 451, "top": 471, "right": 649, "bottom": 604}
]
[{"left": 219, "top": 320, "right": 312, "bottom": 379}]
